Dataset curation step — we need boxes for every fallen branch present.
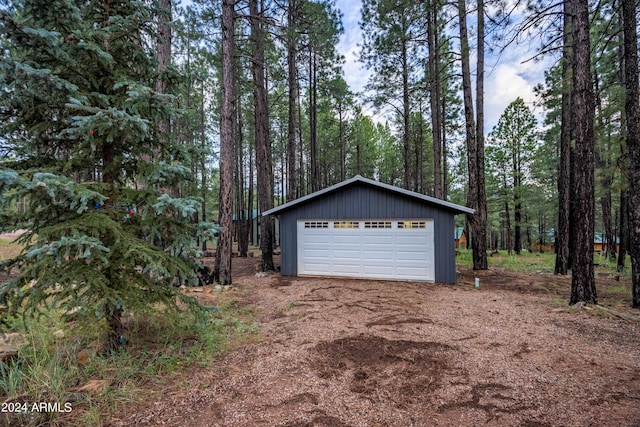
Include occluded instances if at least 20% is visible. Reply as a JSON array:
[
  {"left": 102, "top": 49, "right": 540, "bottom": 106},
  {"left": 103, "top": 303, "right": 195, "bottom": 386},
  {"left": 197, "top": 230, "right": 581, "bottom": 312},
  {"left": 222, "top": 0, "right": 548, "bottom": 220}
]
[{"left": 595, "top": 305, "right": 640, "bottom": 322}]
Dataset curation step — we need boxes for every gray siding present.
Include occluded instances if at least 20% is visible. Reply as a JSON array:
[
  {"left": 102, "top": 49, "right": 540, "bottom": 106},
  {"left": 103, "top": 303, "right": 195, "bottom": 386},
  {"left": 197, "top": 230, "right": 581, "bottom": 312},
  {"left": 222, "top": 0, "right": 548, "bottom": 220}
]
[{"left": 277, "top": 183, "right": 460, "bottom": 284}]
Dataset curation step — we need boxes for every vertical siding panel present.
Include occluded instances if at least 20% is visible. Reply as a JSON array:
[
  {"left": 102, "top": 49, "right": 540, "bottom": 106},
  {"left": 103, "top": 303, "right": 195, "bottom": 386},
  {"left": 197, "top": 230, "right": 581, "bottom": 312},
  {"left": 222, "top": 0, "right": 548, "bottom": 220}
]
[
  {"left": 370, "top": 190, "right": 374, "bottom": 217},
  {"left": 364, "top": 187, "right": 371, "bottom": 217},
  {"left": 370, "top": 189, "right": 375, "bottom": 217},
  {"left": 433, "top": 210, "right": 442, "bottom": 282},
  {"left": 345, "top": 190, "right": 351, "bottom": 218},
  {"left": 362, "top": 187, "right": 369, "bottom": 217},
  {"left": 318, "top": 202, "right": 325, "bottom": 219},
  {"left": 280, "top": 211, "right": 296, "bottom": 276},
  {"left": 436, "top": 214, "right": 455, "bottom": 283},
  {"left": 350, "top": 189, "right": 355, "bottom": 218},
  {"left": 372, "top": 189, "right": 378, "bottom": 217}
]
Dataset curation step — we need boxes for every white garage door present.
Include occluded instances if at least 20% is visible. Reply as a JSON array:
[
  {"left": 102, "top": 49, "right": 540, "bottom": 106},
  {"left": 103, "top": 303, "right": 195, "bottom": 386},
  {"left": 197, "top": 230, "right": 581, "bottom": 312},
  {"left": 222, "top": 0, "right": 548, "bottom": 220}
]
[{"left": 297, "top": 219, "right": 435, "bottom": 281}]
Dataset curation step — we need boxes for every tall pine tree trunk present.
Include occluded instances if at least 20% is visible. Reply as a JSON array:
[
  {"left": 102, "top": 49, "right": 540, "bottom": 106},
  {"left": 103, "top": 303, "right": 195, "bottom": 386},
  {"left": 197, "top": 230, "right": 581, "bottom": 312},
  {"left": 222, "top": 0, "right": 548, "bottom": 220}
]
[
  {"left": 555, "top": 0, "right": 573, "bottom": 275},
  {"left": 402, "top": 37, "right": 411, "bottom": 190},
  {"left": 514, "top": 151, "right": 522, "bottom": 255},
  {"left": 514, "top": 195, "right": 522, "bottom": 254},
  {"left": 248, "top": 131, "right": 254, "bottom": 246},
  {"left": 428, "top": 2, "right": 442, "bottom": 199},
  {"left": 236, "top": 97, "right": 248, "bottom": 257},
  {"left": 339, "top": 105, "right": 346, "bottom": 181},
  {"left": 475, "top": 0, "right": 488, "bottom": 270},
  {"left": 618, "top": 190, "right": 628, "bottom": 271},
  {"left": 458, "top": 0, "right": 487, "bottom": 270},
  {"left": 298, "top": 92, "right": 305, "bottom": 195},
  {"left": 234, "top": 57, "right": 248, "bottom": 257},
  {"left": 459, "top": 0, "right": 477, "bottom": 258},
  {"left": 216, "top": 0, "right": 235, "bottom": 285},
  {"left": 200, "top": 82, "right": 208, "bottom": 251},
  {"left": 569, "top": 0, "right": 596, "bottom": 305},
  {"left": 309, "top": 50, "right": 319, "bottom": 193},
  {"left": 286, "top": 0, "right": 298, "bottom": 202},
  {"left": 414, "top": 107, "right": 424, "bottom": 192},
  {"left": 616, "top": 16, "right": 628, "bottom": 271},
  {"left": 441, "top": 88, "right": 448, "bottom": 199},
  {"left": 621, "top": 0, "right": 640, "bottom": 307},
  {"left": 250, "top": 0, "right": 274, "bottom": 271}
]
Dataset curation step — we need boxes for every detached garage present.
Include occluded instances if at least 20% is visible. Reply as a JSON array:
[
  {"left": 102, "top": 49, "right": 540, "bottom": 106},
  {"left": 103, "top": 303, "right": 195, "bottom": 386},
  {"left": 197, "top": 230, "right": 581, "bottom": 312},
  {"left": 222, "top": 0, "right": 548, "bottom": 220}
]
[{"left": 263, "top": 175, "right": 474, "bottom": 284}]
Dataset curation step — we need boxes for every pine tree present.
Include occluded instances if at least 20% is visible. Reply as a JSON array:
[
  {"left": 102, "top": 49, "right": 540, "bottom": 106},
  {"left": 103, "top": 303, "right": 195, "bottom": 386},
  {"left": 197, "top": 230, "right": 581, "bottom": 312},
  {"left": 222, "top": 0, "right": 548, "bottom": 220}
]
[
  {"left": 621, "top": 0, "right": 640, "bottom": 307},
  {"left": 216, "top": 0, "right": 235, "bottom": 284},
  {"left": 360, "top": 0, "right": 427, "bottom": 190},
  {"left": 0, "top": 0, "right": 218, "bottom": 352},
  {"left": 458, "top": 0, "right": 488, "bottom": 270},
  {"left": 250, "top": 0, "right": 275, "bottom": 272},
  {"left": 569, "top": 0, "right": 597, "bottom": 305},
  {"left": 487, "top": 98, "right": 538, "bottom": 255}
]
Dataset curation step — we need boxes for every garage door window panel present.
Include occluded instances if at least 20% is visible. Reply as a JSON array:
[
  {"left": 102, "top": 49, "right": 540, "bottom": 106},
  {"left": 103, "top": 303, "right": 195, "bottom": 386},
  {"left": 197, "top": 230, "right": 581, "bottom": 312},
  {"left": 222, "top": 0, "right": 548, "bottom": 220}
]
[
  {"left": 365, "top": 221, "right": 392, "bottom": 229},
  {"left": 334, "top": 221, "right": 359, "bottom": 229},
  {"left": 305, "top": 221, "right": 329, "bottom": 228},
  {"left": 398, "top": 221, "right": 427, "bottom": 229}
]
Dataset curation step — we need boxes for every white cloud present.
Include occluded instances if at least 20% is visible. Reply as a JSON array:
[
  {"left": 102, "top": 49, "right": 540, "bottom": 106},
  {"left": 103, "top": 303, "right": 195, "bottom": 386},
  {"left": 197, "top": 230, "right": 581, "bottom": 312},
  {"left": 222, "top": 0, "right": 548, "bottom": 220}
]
[
  {"left": 335, "top": 0, "right": 369, "bottom": 95},
  {"left": 484, "top": 48, "right": 553, "bottom": 131},
  {"left": 485, "top": 64, "right": 536, "bottom": 128},
  {"left": 339, "top": 43, "right": 367, "bottom": 94}
]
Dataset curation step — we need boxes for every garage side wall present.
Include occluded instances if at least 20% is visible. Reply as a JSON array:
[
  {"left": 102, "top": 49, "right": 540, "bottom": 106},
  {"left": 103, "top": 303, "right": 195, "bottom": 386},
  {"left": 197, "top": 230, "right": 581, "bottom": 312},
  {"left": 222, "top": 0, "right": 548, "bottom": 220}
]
[{"left": 277, "top": 184, "right": 458, "bottom": 283}]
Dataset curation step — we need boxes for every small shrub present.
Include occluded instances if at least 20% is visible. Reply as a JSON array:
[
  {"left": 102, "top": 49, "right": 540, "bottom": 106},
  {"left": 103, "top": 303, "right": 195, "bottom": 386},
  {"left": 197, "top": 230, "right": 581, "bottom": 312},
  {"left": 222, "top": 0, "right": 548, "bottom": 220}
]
[{"left": 0, "top": 295, "right": 255, "bottom": 426}]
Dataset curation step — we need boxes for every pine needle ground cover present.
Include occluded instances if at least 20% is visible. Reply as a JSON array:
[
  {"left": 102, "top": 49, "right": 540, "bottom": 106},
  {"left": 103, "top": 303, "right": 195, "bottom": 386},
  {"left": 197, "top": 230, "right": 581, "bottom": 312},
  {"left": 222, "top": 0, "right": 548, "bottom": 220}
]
[{"left": 107, "top": 258, "right": 640, "bottom": 426}]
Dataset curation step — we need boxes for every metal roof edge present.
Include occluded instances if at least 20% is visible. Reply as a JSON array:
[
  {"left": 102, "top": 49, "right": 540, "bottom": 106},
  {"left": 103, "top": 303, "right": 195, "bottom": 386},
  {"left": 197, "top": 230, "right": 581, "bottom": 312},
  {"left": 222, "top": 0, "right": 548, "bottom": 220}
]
[
  {"left": 263, "top": 175, "right": 475, "bottom": 216},
  {"left": 262, "top": 175, "right": 362, "bottom": 216}
]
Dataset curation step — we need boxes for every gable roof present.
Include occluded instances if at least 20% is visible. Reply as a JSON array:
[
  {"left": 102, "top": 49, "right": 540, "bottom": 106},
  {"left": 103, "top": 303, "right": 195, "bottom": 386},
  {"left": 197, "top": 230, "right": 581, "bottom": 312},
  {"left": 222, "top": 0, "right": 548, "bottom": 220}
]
[{"left": 263, "top": 175, "right": 475, "bottom": 216}]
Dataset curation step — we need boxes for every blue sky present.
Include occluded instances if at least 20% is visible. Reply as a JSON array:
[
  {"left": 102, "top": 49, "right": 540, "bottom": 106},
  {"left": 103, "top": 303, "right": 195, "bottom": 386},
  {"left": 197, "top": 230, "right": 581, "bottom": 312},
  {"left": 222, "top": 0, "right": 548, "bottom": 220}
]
[{"left": 333, "top": 0, "right": 552, "bottom": 132}]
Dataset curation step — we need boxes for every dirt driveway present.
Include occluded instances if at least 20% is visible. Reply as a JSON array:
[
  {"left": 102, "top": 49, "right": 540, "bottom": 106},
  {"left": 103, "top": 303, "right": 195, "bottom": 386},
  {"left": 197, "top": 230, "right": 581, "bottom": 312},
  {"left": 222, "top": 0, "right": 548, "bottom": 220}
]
[{"left": 115, "top": 259, "right": 640, "bottom": 427}]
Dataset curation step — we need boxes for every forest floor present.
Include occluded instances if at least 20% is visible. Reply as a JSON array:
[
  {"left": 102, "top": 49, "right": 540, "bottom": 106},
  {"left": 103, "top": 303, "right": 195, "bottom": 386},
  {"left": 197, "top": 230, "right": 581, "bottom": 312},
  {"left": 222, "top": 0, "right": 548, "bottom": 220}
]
[{"left": 107, "top": 256, "right": 640, "bottom": 427}]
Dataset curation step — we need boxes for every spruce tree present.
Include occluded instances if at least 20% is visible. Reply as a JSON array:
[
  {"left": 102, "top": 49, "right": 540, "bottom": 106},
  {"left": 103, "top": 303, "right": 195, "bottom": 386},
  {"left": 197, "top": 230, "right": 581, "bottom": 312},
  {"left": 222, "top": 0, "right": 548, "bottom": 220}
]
[{"left": 0, "top": 0, "right": 218, "bottom": 352}]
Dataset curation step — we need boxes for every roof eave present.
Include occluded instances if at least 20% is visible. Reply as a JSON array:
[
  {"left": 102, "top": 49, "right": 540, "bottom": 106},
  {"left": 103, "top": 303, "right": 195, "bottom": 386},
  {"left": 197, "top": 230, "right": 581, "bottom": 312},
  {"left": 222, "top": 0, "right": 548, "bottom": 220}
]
[{"left": 263, "top": 175, "right": 475, "bottom": 216}]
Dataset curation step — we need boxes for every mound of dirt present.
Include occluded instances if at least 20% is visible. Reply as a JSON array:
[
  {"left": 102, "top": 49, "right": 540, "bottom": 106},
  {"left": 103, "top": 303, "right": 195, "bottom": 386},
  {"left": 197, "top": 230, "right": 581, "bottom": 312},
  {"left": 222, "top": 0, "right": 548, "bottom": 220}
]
[{"left": 313, "top": 335, "right": 454, "bottom": 407}]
